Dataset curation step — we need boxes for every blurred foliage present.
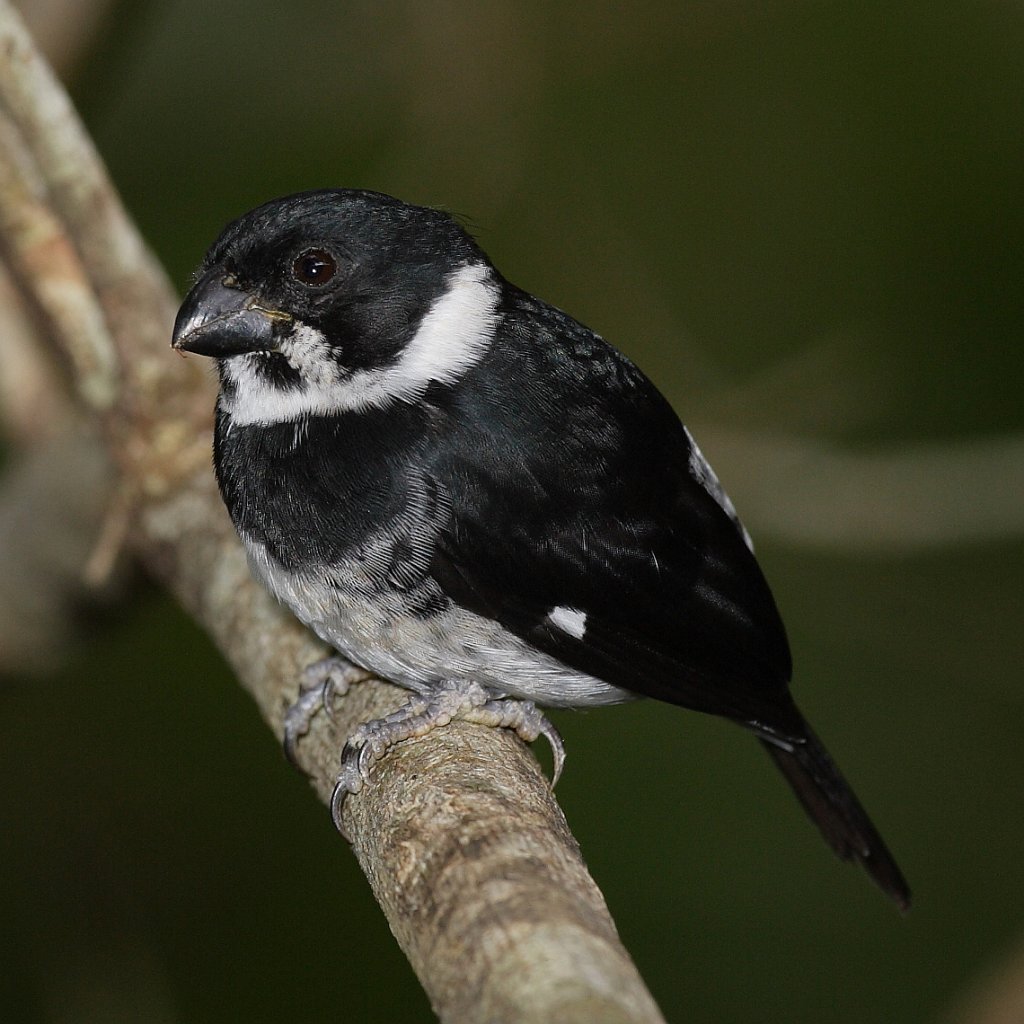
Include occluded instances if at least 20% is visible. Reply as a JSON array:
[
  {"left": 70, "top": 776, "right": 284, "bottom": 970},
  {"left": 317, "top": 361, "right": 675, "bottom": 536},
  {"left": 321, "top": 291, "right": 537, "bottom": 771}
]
[{"left": 2, "top": 2, "right": 1023, "bottom": 1022}]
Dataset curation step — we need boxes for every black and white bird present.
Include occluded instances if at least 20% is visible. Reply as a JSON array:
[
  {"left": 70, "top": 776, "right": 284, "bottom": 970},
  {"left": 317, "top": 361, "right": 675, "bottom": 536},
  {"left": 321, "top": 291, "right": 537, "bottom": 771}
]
[{"left": 171, "top": 188, "right": 909, "bottom": 909}]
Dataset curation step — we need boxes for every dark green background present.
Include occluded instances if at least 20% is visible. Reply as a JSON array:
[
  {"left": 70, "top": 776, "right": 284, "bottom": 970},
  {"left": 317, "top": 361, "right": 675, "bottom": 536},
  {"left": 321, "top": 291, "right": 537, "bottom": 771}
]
[{"left": 3, "top": 2, "right": 1023, "bottom": 1021}]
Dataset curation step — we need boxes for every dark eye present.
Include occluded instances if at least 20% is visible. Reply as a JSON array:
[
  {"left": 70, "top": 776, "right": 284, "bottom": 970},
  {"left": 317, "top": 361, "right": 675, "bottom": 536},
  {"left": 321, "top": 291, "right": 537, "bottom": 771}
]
[{"left": 291, "top": 248, "right": 338, "bottom": 287}]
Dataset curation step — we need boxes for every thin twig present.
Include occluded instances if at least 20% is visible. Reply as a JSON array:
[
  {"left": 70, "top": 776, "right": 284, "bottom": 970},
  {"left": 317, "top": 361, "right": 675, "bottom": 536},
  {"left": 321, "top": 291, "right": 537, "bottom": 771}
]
[
  {"left": 0, "top": 106, "right": 117, "bottom": 410},
  {"left": 0, "top": 258, "right": 73, "bottom": 442}
]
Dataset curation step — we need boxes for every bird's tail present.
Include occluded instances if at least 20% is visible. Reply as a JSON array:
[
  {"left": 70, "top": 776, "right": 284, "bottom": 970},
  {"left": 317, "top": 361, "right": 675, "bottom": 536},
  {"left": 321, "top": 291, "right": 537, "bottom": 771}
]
[{"left": 759, "top": 720, "right": 911, "bottom": 911}]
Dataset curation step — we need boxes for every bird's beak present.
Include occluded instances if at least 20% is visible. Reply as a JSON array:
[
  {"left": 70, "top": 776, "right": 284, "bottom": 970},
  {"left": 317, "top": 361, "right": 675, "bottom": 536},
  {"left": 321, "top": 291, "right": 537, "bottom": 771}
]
[{"left": 172, "top": 271, "right": 292, "bottom": 357}]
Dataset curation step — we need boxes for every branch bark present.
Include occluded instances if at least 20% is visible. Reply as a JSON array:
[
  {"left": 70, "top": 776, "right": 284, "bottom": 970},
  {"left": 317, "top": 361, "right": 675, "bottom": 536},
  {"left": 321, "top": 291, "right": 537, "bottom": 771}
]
[{"left": 0, "top": 4, "right": 666, "bottom": 1021}]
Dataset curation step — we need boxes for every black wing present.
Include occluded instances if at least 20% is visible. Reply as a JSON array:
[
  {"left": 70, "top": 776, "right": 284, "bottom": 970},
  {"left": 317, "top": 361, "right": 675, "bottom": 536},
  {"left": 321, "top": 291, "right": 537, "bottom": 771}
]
[
  {"left": 425, "top": 298, "right": 798, "bottom": 737},
  {"left": 422, "top": 293, "right": 910, "bottom": 909}
]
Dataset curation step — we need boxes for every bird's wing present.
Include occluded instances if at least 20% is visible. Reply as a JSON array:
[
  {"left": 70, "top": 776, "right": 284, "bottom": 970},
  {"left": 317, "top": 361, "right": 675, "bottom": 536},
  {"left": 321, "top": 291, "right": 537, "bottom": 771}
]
[{"left": 425, "top": 336, "right": 797, "bottom": 734}]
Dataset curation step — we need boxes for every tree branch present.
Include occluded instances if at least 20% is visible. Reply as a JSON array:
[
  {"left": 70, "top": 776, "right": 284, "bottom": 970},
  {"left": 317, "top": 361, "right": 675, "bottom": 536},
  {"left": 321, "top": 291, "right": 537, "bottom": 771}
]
[
  {"left": 0, "top": 4, "right": 666, "bottom": 1021},
  {"left": 945, "top": 934, "right": 1024, "bottom": 1024},
  {"left": 699, "top": 426, "right": 1024, "bottom": 552},
  {"left": 0, "top": 124, "right": 115, "bottom": 674}
]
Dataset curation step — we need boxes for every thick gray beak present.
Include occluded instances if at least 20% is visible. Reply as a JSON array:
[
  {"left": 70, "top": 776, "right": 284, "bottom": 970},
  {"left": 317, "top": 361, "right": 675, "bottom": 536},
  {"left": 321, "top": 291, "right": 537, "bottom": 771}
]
[{"left": 172, "top": 271, "right": 292, "bottom": 357}]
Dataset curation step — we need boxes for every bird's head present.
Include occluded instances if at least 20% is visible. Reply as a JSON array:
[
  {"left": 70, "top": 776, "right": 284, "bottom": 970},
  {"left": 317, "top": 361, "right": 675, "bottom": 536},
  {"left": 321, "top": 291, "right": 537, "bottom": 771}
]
[{"left": 172, "top": 189, "right": 502, "bottom": 423}]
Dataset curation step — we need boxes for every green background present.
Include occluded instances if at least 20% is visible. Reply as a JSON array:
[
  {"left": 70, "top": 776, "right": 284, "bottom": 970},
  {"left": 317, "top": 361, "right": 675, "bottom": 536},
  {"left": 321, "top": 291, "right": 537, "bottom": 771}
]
[{"left": 3, "top": 2, "right": 1023, "bottom": 1021}]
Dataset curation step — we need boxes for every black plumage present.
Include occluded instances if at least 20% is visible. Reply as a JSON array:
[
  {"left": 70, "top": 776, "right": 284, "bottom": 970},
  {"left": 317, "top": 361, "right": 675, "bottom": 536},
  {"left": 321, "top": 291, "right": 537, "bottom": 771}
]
[{"left": 173, "top": 188, "right": 909, "bottom": 909}]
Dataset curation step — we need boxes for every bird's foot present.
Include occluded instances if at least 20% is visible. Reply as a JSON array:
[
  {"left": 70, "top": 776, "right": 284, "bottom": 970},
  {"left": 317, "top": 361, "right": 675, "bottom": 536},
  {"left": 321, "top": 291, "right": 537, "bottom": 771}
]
[
  {"left": 283, "top": 655, "right": 373, "bottom": 768},
  {"left": 330, "top": 680, "right": 565, "bottom": 838}
]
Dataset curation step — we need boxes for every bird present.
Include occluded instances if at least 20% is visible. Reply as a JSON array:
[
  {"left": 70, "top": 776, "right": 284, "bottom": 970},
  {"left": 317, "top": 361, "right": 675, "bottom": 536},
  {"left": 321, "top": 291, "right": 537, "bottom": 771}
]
[{"left": 171, "top": 188, "right": 909, "bottom": 909}]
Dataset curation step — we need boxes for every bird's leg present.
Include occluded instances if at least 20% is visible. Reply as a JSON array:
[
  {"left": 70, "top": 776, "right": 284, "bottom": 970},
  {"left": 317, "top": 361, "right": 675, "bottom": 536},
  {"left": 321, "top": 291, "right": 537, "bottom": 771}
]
[
  {"left": 330, "top": 680, "right": 565, "bottom": 837},
  {"left": 283, "top": 654, "right": 373, "bottom": 768}
]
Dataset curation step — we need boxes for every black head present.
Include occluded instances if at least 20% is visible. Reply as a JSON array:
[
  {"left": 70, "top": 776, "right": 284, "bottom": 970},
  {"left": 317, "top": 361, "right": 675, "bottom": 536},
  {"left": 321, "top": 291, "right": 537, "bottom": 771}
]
[{"left": 172, "top": 189, "right": 500, "bottom": 422}]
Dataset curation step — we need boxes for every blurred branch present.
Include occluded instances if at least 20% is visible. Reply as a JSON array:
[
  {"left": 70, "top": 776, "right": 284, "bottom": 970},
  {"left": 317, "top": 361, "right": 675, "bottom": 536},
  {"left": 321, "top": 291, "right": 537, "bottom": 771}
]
[
  {"left": 945, "top": 934, "right": 1024, "bottom": 1024},
  {"left": 12, "top": 0, "right": 117, "bottom": 77},
  {"left": 0, "top": 259, "right": 73, "bottom": 442},
  {"left": 700, "top": 427, "right": 1024, "bottom": 552},
  {"left": 0, "top": 124, "right": 115, "bottom": 673},
  {"left": 0, "top": 4, "right": 666, "bottom": 1021},
  {"left": 0, "top": 430, "right": 113, "bottom": 672}
]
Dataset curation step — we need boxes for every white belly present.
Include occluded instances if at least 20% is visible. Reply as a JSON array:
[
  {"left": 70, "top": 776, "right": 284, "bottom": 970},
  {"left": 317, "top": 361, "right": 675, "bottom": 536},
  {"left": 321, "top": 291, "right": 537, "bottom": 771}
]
[{"left": 242, "top": 534, "right": 632, "bottom": 708}]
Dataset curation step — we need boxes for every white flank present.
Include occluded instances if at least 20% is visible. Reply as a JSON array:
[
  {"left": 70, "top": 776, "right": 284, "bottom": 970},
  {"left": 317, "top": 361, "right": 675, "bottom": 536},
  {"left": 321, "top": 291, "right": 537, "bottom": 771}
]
[
  {"left": 546, "top": 605, "right": 588, "bottom": 640},
  {"left": 242, "top": 531, "right": 631, "bottom": 709},
  {"left": 683, "top": 426, "right": 754, "bottom": 551},
  {"left": 222, "top": 262, "right": 500, "bottom": 426}
]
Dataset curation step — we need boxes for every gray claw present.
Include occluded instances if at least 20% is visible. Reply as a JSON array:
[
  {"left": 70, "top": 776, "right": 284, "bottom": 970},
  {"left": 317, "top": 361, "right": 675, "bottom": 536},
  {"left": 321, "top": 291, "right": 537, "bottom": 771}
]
[
  {"left": 539, "top": 719, "right": 566, "bottom": 789},
  {"left": 324, "top": 683, "right": 569, "bottom": 840},
  {"left": 283, "top": 655, "right": 371, "bottom": 769},
  {"left": 356, "top": 742, "right": 373, "bottom": 782},
  {"left": 465, "top": 695, "right": 567, "bottom": 789},
  {"left": 330, "top": 748, "right": 366, "bottom": 839},
  {"left": 283, "top": 683, "right": 330, "bottom": 768}
]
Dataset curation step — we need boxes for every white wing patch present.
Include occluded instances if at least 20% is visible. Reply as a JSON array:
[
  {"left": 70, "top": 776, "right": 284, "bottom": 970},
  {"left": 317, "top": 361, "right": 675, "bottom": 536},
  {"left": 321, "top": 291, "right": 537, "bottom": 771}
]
[
  {"left": 546, "top": 605, "right": 588, "bottom": 640},
  {"left": 683, "top": 427, "right": 754, "bottom": 552},
  {"left": 220, "top": 262, "right": 501, "bottom": 426}
]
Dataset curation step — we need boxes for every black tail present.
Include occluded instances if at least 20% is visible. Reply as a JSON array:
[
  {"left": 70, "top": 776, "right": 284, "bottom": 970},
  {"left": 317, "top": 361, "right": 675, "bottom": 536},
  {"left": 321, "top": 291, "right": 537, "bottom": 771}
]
[{"left": 759, "top": 719, "right": 911, "bottom": 911}]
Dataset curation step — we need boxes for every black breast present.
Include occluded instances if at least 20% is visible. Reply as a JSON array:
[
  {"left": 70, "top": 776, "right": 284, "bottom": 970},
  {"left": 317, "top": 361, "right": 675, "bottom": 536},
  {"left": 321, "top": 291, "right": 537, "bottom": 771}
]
[{"left": 213, "top": 403, "right": 426, "bottom": 572}]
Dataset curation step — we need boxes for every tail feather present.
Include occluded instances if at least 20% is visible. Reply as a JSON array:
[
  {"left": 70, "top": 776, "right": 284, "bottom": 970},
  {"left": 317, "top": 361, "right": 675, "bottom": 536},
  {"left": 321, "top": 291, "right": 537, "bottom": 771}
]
[{"left": 759, "top": 722, "right": 911, "bottom": 911}]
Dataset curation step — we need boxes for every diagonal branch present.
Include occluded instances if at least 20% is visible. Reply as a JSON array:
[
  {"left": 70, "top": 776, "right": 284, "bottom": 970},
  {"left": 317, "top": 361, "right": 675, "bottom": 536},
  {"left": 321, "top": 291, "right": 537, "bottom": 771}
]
[{"left": 0, "top": 4, "right": 666, "bottom": 1021}]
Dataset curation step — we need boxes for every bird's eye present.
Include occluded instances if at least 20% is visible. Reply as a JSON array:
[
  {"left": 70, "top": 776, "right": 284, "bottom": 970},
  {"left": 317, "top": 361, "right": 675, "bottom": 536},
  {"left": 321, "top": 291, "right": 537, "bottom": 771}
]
[{"left": 291, "top": 248, "right": 338, "bottom": 287}]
